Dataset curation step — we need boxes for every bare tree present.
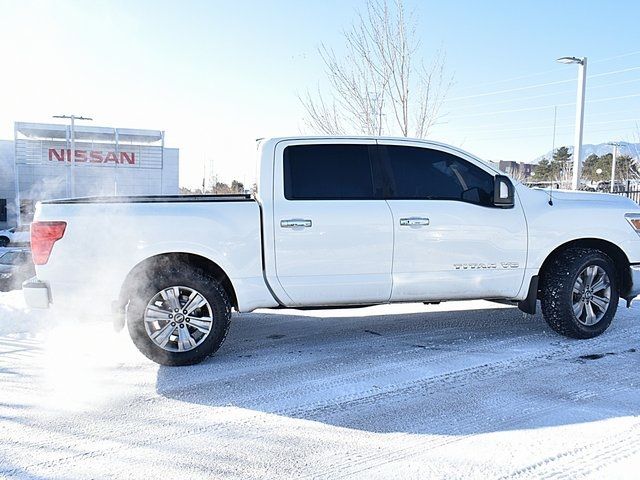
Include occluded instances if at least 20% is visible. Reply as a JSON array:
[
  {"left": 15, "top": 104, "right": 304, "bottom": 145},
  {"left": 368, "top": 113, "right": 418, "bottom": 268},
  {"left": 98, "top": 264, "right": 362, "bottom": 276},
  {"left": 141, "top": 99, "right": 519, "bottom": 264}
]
[{"left": 300, "top": 0, "right": 452, "bottom": 138}]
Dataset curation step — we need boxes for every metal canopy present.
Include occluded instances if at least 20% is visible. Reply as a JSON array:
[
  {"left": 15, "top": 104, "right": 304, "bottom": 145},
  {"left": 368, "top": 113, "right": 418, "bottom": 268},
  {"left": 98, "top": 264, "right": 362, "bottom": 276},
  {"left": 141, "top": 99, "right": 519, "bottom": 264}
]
[{"left": 15, "top": 122, "right": 163, "bottom": 144}]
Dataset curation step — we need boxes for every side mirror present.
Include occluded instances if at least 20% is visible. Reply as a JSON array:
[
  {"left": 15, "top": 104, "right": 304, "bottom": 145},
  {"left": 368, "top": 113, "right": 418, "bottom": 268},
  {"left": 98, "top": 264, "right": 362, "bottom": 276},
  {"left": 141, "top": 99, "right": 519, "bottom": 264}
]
[{"left": 494, "top": 175, "right": 514, "bottom": 208}]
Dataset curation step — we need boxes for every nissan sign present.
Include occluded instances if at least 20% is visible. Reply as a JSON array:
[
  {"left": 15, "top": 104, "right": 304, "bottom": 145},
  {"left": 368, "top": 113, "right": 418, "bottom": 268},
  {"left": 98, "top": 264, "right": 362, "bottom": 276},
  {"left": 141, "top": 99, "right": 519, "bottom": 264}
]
[{"left": 48, "top": 148, "right": 136, "bottom": 165}]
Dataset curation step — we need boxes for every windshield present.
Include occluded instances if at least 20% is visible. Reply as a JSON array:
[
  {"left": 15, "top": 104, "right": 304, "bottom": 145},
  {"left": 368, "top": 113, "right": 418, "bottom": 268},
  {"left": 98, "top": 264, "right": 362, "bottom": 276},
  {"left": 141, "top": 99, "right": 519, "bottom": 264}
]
[{"left": 0, "top": 251, "right": 27, "bottom": 265}]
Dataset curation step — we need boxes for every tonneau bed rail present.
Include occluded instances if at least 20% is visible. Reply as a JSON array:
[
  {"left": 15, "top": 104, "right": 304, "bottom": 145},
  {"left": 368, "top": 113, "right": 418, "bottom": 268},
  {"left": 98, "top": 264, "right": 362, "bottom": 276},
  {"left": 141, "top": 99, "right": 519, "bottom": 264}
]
[{"left": 42, "top": 194, "right": 254, "bottom": 204}]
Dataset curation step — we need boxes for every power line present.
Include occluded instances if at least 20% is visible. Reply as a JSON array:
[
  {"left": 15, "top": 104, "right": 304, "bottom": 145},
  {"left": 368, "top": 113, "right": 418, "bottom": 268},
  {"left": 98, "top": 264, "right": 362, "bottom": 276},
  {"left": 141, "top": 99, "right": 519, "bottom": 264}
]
[
  {"left": 448, "top": 67, "right": 565, "bottom": 93},
  {"left": 588, "top": 92, "right": 640, "bottom": 104},
  {"left": 452, "top": 117, "right": 640, "bottom": 135},
  {"left": 449, "top": 50, "right": 640, "bottom": 94},
  {"left": 589, "top": 65, "right": 640, "bottom": 78},
  {"left": 467, "top": 123, "right": 639, "bottom": 143},
  {"left": 449, "top": 88, "right": 574, "bottom": 110},
  {"left": 433, "top": 107, "right": 640, "bottom": 135},
  {"left": 445, "top": 65, "right": 640, "bottom": 103},
  {"left": 591, "top": 50, "right": 640, "bottom": 64},
  {"left": 449, "top": 77, "right": 640, "bottom": 112},
  {"left": 448, "top": 102, "right": 575, "bottom": 118},
  {"left": 587, "top": 76, "right": 640, "bottom": 90},
  {"left": 447, "top": 92, "right": 640, "bottom": 120},
  {"left": 446, "top": 78, "right": 575, "bottom": 102}
]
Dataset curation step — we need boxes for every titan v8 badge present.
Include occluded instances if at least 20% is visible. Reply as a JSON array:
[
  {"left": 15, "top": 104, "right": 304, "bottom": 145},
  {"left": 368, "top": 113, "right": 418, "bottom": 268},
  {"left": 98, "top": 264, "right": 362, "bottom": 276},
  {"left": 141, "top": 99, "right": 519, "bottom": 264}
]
[{"left": 454, "top": 262, "right": 519, "bottom": 270}]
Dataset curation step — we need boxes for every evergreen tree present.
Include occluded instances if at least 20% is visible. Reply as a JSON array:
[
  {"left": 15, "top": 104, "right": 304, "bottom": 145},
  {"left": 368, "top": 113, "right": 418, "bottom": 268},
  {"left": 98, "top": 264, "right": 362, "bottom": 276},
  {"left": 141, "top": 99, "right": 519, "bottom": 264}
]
[
  {"left": 533, "top": 158, "right": 552, "bottom": 180},
  {"left": 533, "top": 146, "right": 572, "bottom": 181},
  {"left": 552, "top": 146, "right": 572, "bottom": 181},
  {"left": 581, "top": 154, "right": 600, "bottom": 181},
  {"left": 581, "top": 154, "right": 638, "bottom": 182}
]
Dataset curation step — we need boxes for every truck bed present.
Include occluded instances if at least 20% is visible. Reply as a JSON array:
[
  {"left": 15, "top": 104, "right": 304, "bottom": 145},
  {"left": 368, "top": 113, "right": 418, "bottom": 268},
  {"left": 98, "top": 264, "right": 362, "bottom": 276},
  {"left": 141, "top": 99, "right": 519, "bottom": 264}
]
[{"left": 32, "top": 194, "right": 277, "bottom": 314}]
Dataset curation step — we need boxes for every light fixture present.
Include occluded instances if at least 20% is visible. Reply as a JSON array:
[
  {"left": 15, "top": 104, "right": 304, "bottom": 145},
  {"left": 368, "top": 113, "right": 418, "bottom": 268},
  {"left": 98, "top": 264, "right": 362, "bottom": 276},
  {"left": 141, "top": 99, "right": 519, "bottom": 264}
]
[{"left": 556, "top": 56, "right": 584, "bottom": 65}]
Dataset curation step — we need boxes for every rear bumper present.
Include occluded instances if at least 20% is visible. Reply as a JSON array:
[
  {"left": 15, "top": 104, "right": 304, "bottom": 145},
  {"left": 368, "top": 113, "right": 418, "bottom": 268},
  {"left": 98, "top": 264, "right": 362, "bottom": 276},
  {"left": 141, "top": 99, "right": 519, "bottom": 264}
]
[{"left": 22, "top": 277, "right": 51, "bottom": 309}]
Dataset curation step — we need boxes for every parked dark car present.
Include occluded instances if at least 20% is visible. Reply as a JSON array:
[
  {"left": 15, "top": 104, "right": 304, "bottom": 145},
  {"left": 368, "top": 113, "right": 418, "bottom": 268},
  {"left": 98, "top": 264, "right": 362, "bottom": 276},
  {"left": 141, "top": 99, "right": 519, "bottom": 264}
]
[{"left": 0, "top": 249, "right": 35, "bottom": 291}]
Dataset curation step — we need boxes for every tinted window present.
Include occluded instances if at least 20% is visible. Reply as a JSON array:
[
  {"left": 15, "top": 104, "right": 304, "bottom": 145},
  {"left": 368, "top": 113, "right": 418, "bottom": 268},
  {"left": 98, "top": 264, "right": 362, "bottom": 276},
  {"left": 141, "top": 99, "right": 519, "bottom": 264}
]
[
  {"left": 381, "top": 146, "right": 495, "bottom": 207},
  {"left": 0, "top": 199, "right": 6, "bottom": 222},
  {"left": 284, "top": 144, "right": 377, "bottom": 200}
]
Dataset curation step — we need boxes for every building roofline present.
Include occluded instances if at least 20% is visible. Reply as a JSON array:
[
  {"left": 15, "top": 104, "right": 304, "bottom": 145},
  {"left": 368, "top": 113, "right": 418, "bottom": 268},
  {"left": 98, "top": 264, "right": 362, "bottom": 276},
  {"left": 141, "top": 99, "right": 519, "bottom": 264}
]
[{"left": 14, "top": 122, "right": 163, "bottom": 144}]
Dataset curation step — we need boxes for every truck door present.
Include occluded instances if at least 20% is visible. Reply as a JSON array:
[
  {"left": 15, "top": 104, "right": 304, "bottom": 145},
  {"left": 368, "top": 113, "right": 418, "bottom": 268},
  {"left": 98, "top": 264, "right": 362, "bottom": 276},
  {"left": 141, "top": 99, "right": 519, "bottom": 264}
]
[
  {"left": 378, "top": 141, "right": 527, "bottom": 302},
  {"left": 271, "top": 140, "right": 394, "bottom": 306}
]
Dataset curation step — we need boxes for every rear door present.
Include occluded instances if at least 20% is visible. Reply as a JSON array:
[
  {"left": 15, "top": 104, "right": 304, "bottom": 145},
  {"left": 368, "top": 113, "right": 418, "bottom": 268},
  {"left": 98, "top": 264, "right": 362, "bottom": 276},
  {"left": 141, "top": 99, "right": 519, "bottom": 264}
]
[
  {"left": 379, "top": 141, "right": 527, "bottom": 302},
  {"left": 272, "top": 140, "right": 394, "bottom": 306}
]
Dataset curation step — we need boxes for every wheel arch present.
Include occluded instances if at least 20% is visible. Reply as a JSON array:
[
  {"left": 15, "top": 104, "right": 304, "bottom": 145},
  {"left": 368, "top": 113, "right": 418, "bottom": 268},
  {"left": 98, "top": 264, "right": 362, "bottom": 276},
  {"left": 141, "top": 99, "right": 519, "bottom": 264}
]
[
  {"left": 538, "top": 238, "right": 631, "bottom": 298},
  {"left": 118, "top": 252, "right": 238, "bottom": 312}
]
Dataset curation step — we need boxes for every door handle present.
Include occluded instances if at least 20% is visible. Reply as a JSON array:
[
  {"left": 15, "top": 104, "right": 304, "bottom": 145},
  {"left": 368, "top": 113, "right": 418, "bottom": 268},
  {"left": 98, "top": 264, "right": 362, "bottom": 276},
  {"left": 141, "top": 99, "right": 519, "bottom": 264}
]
[
  {"left": 400, "top": 217, "right": 430, "bottom": 226},
  {"left": 281, "top": 219, "right": 312, "bottom": 228}
]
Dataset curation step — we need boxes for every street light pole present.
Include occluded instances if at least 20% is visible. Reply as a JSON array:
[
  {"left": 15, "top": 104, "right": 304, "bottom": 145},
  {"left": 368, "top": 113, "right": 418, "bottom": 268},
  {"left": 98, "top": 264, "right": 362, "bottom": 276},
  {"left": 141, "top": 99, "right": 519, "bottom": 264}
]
[
  {"left": 53, "top": 114, "right": 93, "bottom": 197},
  {"left": 557, "top": 56, "right": 587, "bottom": 190},
  {"left": 608, "top": 142, "right": 622, "bottom": 193}
]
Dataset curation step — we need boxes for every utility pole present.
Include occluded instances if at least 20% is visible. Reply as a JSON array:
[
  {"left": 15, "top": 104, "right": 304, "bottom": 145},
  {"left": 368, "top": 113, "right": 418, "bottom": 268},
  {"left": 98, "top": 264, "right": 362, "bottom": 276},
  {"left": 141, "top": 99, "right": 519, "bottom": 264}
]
[
  {"left": 202, "top": 160, "right": 206, "bottom": 193},
  {"left": 53, "top": 114, "right": 93, "bottom": 197},
  {"left": 608, "top": 142, "right": 622, "bottom": 193},
  {"left": 556, "top": 56, "right": 587, "bottom": 190}
]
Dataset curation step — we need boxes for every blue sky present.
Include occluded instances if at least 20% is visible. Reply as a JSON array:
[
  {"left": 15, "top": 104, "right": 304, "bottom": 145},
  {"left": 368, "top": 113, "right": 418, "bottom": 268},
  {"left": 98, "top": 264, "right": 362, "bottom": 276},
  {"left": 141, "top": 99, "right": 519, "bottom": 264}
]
[{"left": 1, "top": 0, "right": 640, "bottom": 187}]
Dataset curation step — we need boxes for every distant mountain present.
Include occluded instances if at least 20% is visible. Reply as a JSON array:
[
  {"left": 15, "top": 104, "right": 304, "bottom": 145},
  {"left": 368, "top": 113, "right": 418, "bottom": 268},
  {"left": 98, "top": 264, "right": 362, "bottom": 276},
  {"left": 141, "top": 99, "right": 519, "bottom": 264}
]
[{"left": 531, "top": 142, "right": 640, "bottom": 164}]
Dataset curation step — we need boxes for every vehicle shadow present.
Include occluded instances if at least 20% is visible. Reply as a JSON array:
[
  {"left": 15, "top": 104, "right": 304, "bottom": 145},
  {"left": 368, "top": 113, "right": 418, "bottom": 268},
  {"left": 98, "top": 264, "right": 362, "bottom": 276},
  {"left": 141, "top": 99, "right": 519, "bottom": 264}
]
[{"left": 155, "top": 304, "right": 640, "bottom": 436}]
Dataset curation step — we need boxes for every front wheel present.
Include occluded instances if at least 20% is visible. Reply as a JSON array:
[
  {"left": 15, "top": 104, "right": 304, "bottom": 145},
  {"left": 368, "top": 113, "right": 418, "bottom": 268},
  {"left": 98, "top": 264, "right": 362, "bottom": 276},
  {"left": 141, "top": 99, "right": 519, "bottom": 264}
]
[
  {"left": 540, "top": 247, "right": 619, "bottom": 339},
  {"left": 0, "top": 237, "right": 9, "bottom": 247},
  {"left": 127, "top": 269, "right": 232, "bottom": 366}
]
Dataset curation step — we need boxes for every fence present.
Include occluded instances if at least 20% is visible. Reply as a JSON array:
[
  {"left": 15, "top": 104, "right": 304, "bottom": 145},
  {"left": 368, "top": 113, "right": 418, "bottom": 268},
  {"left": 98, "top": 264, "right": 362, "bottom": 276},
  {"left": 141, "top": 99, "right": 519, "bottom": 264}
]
[{"left": 617, "top": 188, "right": 640, "bottom": 204}]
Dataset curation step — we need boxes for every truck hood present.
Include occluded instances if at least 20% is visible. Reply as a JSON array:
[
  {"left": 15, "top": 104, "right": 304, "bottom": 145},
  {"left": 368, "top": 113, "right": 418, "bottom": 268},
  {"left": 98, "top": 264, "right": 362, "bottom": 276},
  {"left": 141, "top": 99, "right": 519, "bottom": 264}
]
[{"left": 528, "top": 188, "right": 638, "bottom": 208}]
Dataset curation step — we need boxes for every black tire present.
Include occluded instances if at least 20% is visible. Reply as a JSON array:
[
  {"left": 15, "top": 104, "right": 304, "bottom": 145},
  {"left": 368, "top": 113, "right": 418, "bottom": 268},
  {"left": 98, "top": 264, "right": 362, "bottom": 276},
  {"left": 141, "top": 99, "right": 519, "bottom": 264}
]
[
  {"left": 0, "top": 237, "right": 9, "bottom": 248},
  {"left": 127, "top": 268, "right": 232, "bottom": 366},
  {"left": 540, "top": 247, "right": 619, "bottom": 339}
]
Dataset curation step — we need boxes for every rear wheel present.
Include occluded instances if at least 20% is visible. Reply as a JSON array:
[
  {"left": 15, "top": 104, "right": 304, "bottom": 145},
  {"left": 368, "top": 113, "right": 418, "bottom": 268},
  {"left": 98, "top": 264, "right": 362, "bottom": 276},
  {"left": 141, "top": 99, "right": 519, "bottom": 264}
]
[
  {"left": 0, "top": 237, "right": 9, "bottom": 247},
  {"left": 127, "top": 268, "right": 232, "bottom": 366},
  {"left": 540, "top": 247, "right": 618, "bottom": 339}
]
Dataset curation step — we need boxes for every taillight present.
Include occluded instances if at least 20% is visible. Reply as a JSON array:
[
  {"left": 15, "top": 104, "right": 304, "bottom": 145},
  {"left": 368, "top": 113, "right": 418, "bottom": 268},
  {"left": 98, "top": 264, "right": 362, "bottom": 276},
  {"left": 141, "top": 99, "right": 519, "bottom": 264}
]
[{"left": 31, "top": 221, "right": 67, "bottom": 265}]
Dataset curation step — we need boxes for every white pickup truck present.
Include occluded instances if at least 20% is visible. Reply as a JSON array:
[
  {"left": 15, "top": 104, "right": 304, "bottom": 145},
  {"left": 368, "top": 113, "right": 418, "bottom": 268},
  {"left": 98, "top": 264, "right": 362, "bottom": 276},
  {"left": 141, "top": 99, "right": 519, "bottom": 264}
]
[{"left": 24, "top": 137, "right": 640, "bottom": 365}]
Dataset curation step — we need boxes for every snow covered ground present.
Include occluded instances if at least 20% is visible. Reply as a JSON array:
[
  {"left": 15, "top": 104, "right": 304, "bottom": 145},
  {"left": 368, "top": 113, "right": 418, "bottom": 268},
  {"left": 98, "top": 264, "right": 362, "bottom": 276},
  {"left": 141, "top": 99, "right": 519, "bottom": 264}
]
[{"left": 1, "top": 291, "right": 639, "bottom": 479}]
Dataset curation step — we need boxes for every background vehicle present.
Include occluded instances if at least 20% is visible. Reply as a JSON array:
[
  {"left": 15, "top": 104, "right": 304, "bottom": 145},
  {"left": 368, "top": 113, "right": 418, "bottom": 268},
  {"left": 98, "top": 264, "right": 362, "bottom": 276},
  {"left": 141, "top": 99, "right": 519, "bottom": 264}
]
[
  {"left": 0, "top": 229, "right": 12, "bottom": 247},
  {"left": 0, "top": 225, "right": 31, "bottom": 247},
  {"left": 0, "top": 249, "right": 35, "bottom": 292},
  {"left": 595, "top": 180, "right": 626, "bottom": 193},
  {"left": 23, "top": 137, "right": 640, "bottom": 365}
]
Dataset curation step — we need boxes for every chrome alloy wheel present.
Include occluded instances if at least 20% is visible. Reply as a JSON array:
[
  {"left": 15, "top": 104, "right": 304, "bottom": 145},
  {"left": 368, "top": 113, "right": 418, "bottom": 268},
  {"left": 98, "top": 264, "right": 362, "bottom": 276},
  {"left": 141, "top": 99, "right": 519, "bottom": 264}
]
[
  {"left": 143, "top": 286, "right": 214, "bottom": 352},
  {"left": 572, "top": 265, "right": 611, "bottom": 326}
]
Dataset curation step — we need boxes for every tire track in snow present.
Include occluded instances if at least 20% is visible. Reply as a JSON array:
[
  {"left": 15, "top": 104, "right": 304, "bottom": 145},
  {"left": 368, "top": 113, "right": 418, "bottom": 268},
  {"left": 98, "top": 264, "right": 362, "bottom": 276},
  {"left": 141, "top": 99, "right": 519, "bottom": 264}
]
[
  {"left": 303, "top": 329, "right": 639, "bottom": 478},
  {"left": 170, "top": 329, "right": 550, "bottom": 413},
  {"left": 2, "top": 328, "right": 552, "bottom": 477},
  {"left": 500, "top": 422, "right": 640, "bottom": 479},
  {"left": 3, "top": 322, "right": 634, "bottom": 478},
  {"left": 152, "top": 308, "right": 539, "bottom": 399}
]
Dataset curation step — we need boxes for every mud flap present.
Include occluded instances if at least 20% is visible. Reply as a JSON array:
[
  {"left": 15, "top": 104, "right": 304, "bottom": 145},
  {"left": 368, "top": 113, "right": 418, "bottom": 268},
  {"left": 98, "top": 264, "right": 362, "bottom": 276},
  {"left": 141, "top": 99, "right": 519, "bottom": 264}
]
[{"left": 518, "top": 275, "right": 539, "bottom": 315}]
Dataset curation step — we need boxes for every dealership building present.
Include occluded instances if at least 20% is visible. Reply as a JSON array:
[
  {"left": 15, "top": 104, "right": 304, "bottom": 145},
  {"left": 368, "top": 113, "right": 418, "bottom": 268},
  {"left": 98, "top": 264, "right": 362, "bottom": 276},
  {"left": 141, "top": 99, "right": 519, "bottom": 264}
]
[{"left": 0, "top": 122, "right": 179, "bottom": 229}]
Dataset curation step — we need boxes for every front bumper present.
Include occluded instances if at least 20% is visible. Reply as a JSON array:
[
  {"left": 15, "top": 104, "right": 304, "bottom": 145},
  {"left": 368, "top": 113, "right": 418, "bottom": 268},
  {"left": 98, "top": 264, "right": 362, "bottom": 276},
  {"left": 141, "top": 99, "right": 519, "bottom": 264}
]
[{"left": 22, "top": 277, "right": 51, "bottom": 309}]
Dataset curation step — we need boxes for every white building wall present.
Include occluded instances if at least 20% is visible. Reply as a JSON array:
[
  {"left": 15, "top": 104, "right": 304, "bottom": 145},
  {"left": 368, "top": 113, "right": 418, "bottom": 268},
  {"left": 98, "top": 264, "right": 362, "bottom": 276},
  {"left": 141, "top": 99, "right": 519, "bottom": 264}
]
[
  {"left": 15, "top": 153, "right": 179, "bottom": 201},
  {"left": 0, "top": 140, "right": 16, "bottom": 229},
  {"left": 162, "top": 148, "right": 179, "bottom": 194},
  {"left": 0, "top": 133, "right": 180, "bottom": 228}
]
